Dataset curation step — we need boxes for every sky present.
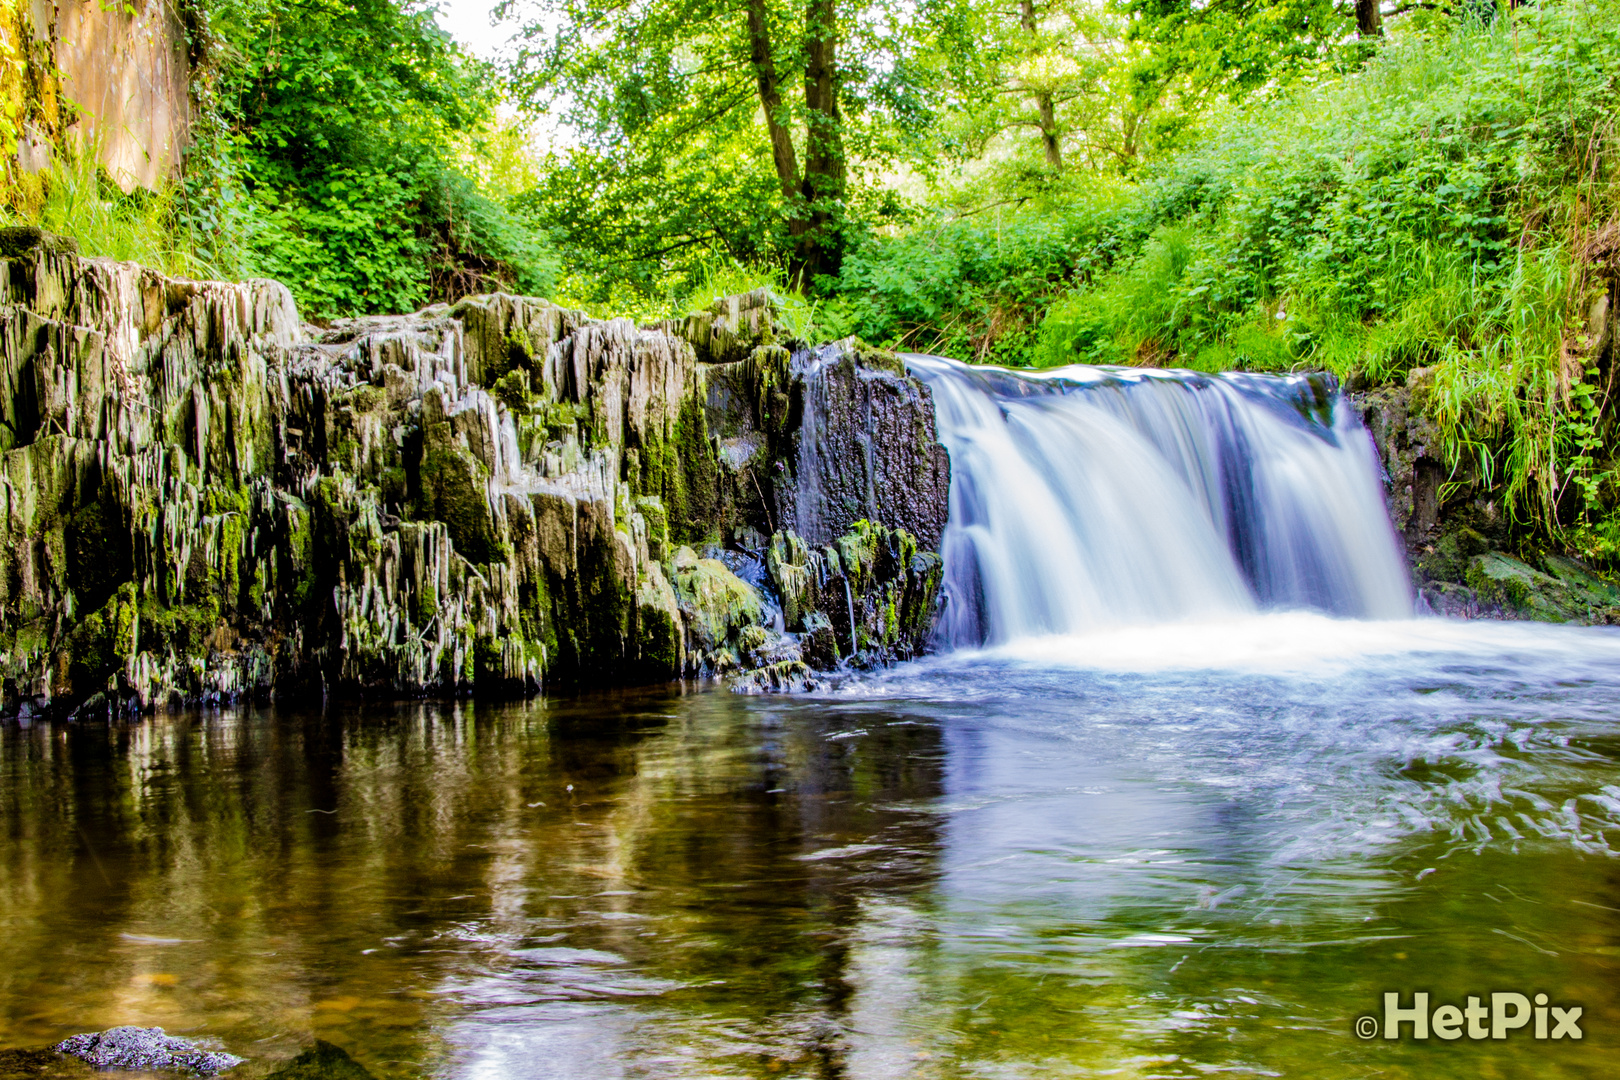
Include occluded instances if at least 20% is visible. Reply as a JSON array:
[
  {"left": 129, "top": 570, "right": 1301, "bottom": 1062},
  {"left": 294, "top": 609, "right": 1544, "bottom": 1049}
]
[{"left": 431, "top": 0, "right": 520, "bottom": 60}]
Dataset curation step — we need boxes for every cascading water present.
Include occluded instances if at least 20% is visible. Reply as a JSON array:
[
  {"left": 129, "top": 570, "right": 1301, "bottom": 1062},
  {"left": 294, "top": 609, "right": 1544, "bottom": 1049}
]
[{"left": 906, "top": 354, "right": 1413, "bottom": 645}]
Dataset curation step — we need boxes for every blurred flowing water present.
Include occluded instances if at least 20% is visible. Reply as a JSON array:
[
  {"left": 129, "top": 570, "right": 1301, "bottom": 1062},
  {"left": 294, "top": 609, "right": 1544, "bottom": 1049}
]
[
  {"left": 6, "top": 362, "right": 1620, "bottom": 1077},
  {"left": 906, "top": 355, "right": 1412, "bottom": 643}
]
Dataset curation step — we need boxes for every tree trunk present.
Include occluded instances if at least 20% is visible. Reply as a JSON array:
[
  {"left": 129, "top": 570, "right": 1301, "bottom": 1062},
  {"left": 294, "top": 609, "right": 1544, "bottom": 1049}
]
[
  {"left": 799, "top": 0, "right": 845, "bottom": 280},
  {"left": 1355, "top": 0, "right": 1383, "bottom": 38},
  {"left": 745, "top": 0, "right": 801, "bottom": 207},
  {"left": 1019, "top": 0, "right": 1062, "bottom": 172}
]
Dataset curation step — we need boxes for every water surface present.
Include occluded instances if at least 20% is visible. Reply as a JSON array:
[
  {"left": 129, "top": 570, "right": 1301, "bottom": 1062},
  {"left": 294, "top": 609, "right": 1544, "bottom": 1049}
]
[{"left": 4, "top": 615, "right": 1620, "bottom": 1078}]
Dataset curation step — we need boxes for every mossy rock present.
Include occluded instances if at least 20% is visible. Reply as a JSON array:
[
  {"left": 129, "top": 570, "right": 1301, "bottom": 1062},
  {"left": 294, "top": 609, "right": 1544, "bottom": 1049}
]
[
  {"left": 669, "top": 546, "right": 763, "bottom": 652},
  {"left": 265, "top": 1040, "right": 377, "bottom": 1080},
  {"left": 730, "top": 659, "right": 818, "bottom": 694},
  {"left": 1465, "top": 552, "right": 1575, "bottom": 621},
  {"left": 0, "top": 226, "right": 79, "bottom": 259},
  {"left": 1541, "top": 553, "right": 1620, "bottom": 609}
]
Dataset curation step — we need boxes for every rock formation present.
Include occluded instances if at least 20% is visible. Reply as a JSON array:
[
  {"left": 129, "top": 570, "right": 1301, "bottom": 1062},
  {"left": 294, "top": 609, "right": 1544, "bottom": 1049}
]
[
  {"left": 1358, "top": 365, "right": 1620, "bottom": 623},
  {"left": 0, "top": 234, "right": 948, "bottom": 719}
]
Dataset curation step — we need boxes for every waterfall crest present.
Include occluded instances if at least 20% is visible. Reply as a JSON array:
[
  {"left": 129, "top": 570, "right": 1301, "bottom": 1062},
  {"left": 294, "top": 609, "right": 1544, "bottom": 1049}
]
[{"left": 906, "top": 355, "right": 1413, "bottom": 646}]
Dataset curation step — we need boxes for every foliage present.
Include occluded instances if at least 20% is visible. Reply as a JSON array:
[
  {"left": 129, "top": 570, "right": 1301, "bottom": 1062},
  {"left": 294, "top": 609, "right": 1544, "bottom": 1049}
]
[
  {"left": 180, "top": 0, "right": 556, "bottom": 319},
  {"left": 503, "top": 0, "right": 989, "bottom": 298},
  {"left": 830, "top": 2, "right": 1620, "bottom": 541},
  {"left": 0, "top": 140, "right": 221, "bottom": 278}
]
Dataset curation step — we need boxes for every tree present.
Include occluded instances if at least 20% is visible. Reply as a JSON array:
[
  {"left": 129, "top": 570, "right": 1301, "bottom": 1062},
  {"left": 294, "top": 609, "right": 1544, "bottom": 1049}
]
[
  {"left": 191, "top": 0, "right": 555, "bottom": 318},
  {"left": 505, "top": 0, "right": 986, "bottom": 289},
  {"left": 1120, "top": 0, "right": 1381, "bottom": 99}
]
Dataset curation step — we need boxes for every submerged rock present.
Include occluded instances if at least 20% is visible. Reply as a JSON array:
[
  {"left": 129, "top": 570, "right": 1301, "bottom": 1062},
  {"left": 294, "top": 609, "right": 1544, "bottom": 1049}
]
[
  {"left": 0, "top": 249, "right": 949, "bottom": 716},
  {"left": 0, "top": 1048, "right": 90, "bottom": 1078},
  {"left": 54, "top": 1027, "right": 240, "bottom": 1074},
  {"left": 263, "top": 1041, "right": 376, "bottom": 1080}
]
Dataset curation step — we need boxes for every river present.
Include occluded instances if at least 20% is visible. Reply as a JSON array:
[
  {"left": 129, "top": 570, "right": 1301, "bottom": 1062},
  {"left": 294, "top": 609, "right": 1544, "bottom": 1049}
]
[{"left": 4, "top": 613, "right": 1618, "bottom": 1078}]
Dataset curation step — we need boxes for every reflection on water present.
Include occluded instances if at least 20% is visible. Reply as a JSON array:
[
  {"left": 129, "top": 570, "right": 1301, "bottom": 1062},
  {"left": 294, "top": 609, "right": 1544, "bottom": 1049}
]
[{"left": 4, "top": 616, "right": 1620, "bottom": 1078}]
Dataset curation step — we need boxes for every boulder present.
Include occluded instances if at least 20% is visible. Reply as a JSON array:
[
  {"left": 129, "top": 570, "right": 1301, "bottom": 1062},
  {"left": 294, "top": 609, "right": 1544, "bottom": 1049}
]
[{"left": 54, "top": 1027, "right": 240, "bottom": 1074}]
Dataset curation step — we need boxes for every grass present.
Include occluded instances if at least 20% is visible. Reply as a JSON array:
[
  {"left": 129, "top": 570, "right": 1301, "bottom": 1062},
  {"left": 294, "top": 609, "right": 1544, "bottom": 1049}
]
[
  {"left": 2, "top": 141, "right": 228, "bottom": 280},
  {"left": 555, "top": 259, "right": 822, "bottom": 341}
]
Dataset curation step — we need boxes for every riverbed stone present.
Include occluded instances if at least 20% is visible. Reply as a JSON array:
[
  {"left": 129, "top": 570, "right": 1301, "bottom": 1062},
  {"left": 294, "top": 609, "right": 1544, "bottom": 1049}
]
[
  {"left": 263, "top": 1041, "right": 376, "bottom": 1080},
  {"left": 54, "top": 1027, "right": 241, "bottom": 1074}
]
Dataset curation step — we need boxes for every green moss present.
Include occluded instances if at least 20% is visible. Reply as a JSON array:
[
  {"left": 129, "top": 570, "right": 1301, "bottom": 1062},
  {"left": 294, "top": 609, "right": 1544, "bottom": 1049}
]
[
  {"left": 66, "top": 492, "right": 129, "bottom": 608},
  {"left": 474, "top": 633, "right": 502, "bottom": 684},
  {"left": 201, "top": 484, "right": 251, "bottom": 517},
  {"left": 248, "top": 560, "right": 269, "bottom": 612},
  {"left": 666, "top": 393, "right": 718, "bottom": 545},
  {"left": 381, "top": 466, "right": 407, "bottom": 506},
  {"left": 218, "top": 511, "right": 247, "bottom": 609},
  {"left": 138, "top": 597, "right": 222, "bottom": 654},
  {"left": 634, "top": 495, "right": 669, "bottom": 561},
  {"left": 282, "top": 497, "right": 316, "bottom": 609},
  {"left": 111, "top": 583, "right": 138, "bottom": 657},
  {"left": 507, "top": 324, "right": 536, "bottom": 372},
  {"left": 670, "top": 546, "right": 763, "bottom": 651},
  {"left": 541, "top": 401, "right": 589, "bottom": 441},
  {"left": 636, "top": 602, "right": 680, "bottom": 676},
  {"left": 493, "top": 369, "right": 534, "bottom": 411},
  {"left": 415, "top": 581, "right": 439, "bottom": 624},
  {"left": 64, "top": 609, "right": 111, "bottom": 693},
  {"left": 419, "top": 432, "right": 503, "bottom": 564}
]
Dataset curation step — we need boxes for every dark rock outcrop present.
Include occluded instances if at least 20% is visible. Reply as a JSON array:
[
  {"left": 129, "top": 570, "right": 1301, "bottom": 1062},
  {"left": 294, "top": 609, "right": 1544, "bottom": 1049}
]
[
  {"left": 0, "top": 254, "right": 949, "bottom": 719},
  {"left": 1358, "top": 367, "right": 1620, "bottom": 622},
  {"left": 264, "top": 1041, "right": 377, "bottom": 1080}
]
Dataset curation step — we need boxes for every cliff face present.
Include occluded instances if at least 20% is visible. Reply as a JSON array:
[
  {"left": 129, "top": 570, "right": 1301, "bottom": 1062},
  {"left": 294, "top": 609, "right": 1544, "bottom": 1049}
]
[{"left": 0, "top": 238, "right": 949, "bottom": 718}]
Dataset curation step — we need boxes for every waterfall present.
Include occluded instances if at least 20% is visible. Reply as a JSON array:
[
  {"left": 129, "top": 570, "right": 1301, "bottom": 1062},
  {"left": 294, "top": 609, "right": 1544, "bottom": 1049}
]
[{"left": 906, "top": 355, "right": 1412, "bottom": 646}]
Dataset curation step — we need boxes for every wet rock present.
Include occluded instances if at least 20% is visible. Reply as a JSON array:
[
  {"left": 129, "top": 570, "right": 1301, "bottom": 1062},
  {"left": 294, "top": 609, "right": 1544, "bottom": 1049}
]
[
  {"left": 1455, "top": 550, "right": 1620, "bottom": 622},
  {"left": 766, "top": 521, "right": 943, "bottom": 666},
  {"left": 778, "top": 343, "right": 952, "bottom": 551},
  {"left": 1358, "top": 373, "right": 1620, "bottom": 625},
  {"left": 263, "top": 1041, "right": 376, "bottom": 1080},
  {"left": 1356, "top": 367, "right": 1449, "bottom": 555},
  {"left": 54, "top": 1027, "right": 241, "bottom": 1074},
  {"left": 670, "top": 545, "right": 764, "bottom": 660},
  {"left": 0, "top": 256, "right": 948, "bottom": 714},
  {"left": 731, "top": 659, "right": 819, "bottom": 694}
]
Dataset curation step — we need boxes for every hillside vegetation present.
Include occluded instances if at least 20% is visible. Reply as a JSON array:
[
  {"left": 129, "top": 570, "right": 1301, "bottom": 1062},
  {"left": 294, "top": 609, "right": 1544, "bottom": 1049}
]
[{"left": 823, "top": 5, "right": 1620, "bottom": 552}]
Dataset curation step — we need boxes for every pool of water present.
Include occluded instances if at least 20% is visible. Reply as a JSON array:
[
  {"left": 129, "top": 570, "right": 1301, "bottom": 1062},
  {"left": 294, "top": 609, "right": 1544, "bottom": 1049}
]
[{"left": 4, "top": 614, "right": 1620, "bottom": 1078}]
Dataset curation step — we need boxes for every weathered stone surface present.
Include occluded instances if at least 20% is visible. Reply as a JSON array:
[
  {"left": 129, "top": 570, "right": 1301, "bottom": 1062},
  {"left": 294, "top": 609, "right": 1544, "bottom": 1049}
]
[
  {"left": 779, "top": 343, "right": 952, "bottom": 550},
  {"left": 0, "top": 248, "right": 950, "bottom": 716},
  {"left": 55, "top": 1027, "right": 241, "bottom": 1074},
  {"left": 766, "top": 521, "right": 943, "bottom": 667}
]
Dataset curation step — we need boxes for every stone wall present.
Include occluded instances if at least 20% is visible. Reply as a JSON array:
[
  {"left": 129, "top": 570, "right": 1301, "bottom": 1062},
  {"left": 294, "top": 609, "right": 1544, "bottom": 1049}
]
[
  {"left": 0, "top": 240, "right": 950, "bottom": 718},
  {"left": 1, "top": 0, "right": 191, "bottom": 194}
]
